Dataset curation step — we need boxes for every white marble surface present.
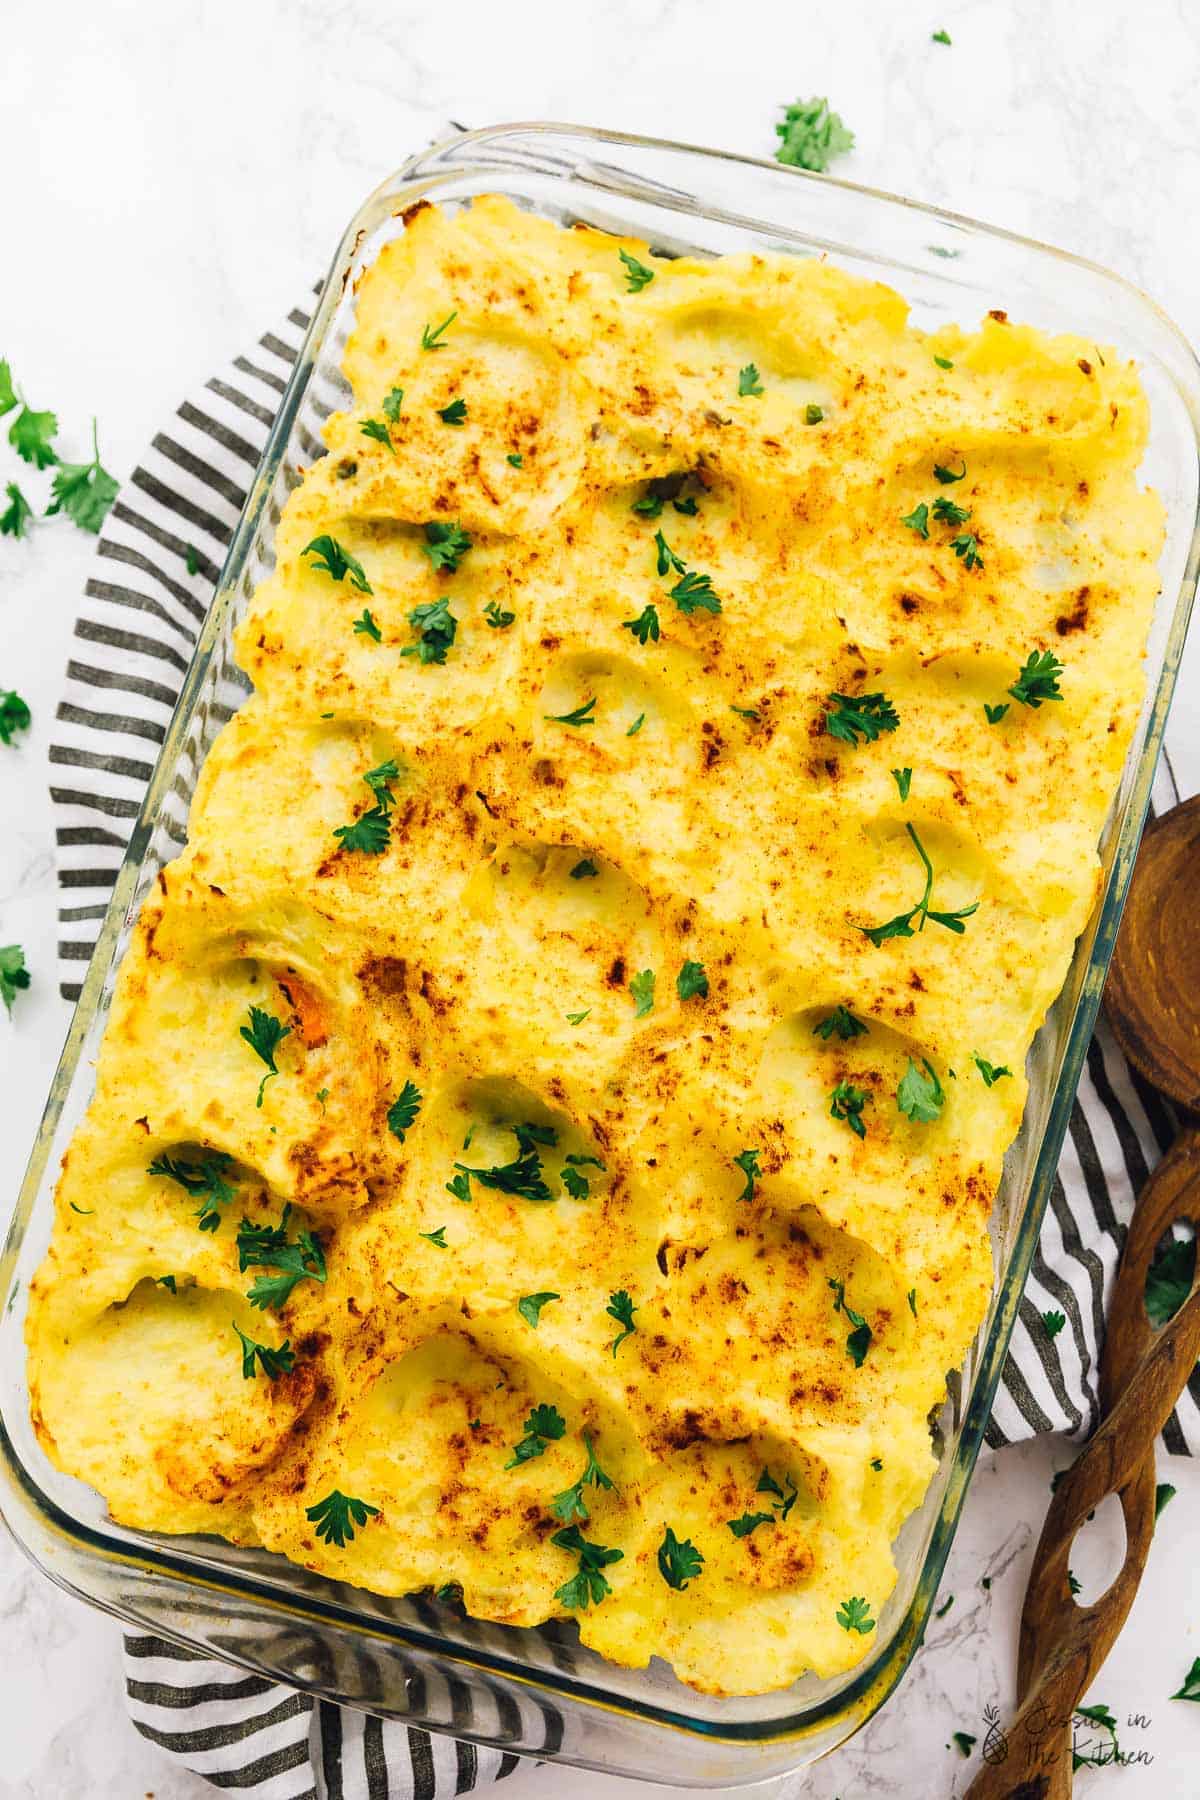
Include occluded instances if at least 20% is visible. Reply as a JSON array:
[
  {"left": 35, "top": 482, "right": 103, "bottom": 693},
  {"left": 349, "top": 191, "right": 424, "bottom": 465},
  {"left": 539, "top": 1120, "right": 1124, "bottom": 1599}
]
[{"left": 3, "top": 0, "right": 1200, "bottom": 1793}]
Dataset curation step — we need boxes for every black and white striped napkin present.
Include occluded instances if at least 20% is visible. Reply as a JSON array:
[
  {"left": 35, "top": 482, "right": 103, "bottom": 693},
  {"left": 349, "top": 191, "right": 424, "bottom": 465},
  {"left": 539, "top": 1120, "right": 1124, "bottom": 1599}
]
[{"left": 47, "top": 298, "right": 1194, "bottom": 1794}]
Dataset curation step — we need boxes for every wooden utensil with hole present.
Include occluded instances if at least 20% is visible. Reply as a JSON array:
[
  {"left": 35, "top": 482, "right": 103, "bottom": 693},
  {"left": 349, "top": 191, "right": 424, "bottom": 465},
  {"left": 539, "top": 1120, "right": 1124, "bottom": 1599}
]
[{"left": 966, "top": 795, "right": 1200, "bottom": 1799}]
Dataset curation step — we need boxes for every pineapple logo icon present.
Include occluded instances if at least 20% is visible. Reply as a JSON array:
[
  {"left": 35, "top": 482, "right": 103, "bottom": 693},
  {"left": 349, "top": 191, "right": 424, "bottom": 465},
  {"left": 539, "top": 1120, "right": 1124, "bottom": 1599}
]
[{"left": 981, "top": 1703, "right": 1009, "bottom": 1765}]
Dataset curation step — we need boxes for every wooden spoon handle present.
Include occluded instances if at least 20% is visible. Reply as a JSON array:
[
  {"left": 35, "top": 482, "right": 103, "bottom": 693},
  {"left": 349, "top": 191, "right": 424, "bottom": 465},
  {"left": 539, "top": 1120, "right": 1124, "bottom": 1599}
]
[{"left": 965, "top": 1130, "right": 1200, "bottom": 1799}]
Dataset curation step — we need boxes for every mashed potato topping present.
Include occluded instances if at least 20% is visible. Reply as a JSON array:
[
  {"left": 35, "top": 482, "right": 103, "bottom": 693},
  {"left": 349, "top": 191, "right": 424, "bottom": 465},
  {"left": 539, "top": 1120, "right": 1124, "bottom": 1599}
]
[{"left": 27, "top": 197, "right": 1162, "bottom": 1696}]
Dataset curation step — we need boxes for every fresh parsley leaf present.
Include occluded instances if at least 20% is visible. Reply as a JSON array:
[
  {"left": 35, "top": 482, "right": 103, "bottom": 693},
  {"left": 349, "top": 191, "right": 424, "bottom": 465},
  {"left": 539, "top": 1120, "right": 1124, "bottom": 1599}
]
[
  {"left": 454, "top": 1151, "right": 553, "bottom": 1202},
  {"left": 805, "top": 403, "right": 824, "bottom": 424},
  {"left": 422, "top": 520, "right": 472, "bottom": 573},
  {"left": 950, "top": 531, "right": 983, "bottom": 570},
  {"left": 629, "top": 968, "right": 655, "bottom": 1018},
  {"left": 551, "top": 1433, "right": 615, "bottom": 1524},
  {"left": 303, "top": 534, "right": 372, "bottom": 593},
  {"left": 828, "top": 1276, "right": 873, "bottom": 1367},
  {"left": 333, "top": 805, "right": 391, "bottom": 855},
  {"left": 518, "top": 1291, "right": 560, "bottom": 1329},
  {"left": 1009, "top": 648, "right": 1063, "bottom": 708},
  {"left": 233, "top": 1322, "right": 295, "bottom": 1380},
  {"left": 382, "top": 386, "right": 404, "bottom": 422},
  {"left": 619, "top": 249, "right": 655, "bottom": 292},
  {"left": 9, "top": 403, "right": 57, "bottom": 469},
  {"left": 158, "top": 1274, "right": 178, "bottom": 1293},
  {"left": 1172, "top": 1657, "right": 1200, "bottom": 1702},
  {"left": 506, "top": 452, "right": 523, "bottom": 467},
  {"left": 0, "top": 361, "right": 14, "bottom": 415},
  {"left": 565, "top": 1151, "right": 605, "bottom": 1169},
  {"left": 984, "top": 701, "right": 1010, "bottom": 724},
  {"left": 560, "top": 1164, "right": 590, "bottom": 1199},
  {"left": 626, "top": 712, "right": 645, "bottom": 736},
  {"left": 737, "top": 363, "right": 764, "bottom": 398},
  {"left": 1042, "top": 1309, "right": 1066, "bottom": 1339},
  {"left": 836, "top": 1594, "right": 876, "bottom": 1634},
  {"left": 657, "top": 1526, "right": 704, "bottom": 1590},
  {"left": 1156, "top": 1481, "right": 1177, "bottom": 1521},
  {"left": 673, "top": 493, "right": 699, "bottom": 515},
  {"left": 421, "top": 311, "right": 457, "bottom": 350},
  {"left": 360, "top": 418, "right": 394, "bottom": 451},
  {"left": 606, "top": 1289, "right": 637, "bottom": 1355},
  {"left": 952, "top": 1732, "right": 976, "bottom": 1757},
  {"left": 546, "top": 695, "right": 597, "bottom": 727},
  {"left": 505, "top": 1402, "right": 567, "bottom": 1467},
  {"left": 632, "top": 490, "right": 664, "bottom": 518},
  {"left": 401, "top": 596, "right": 458, "bottom": 666},
  {"left": 934, "top": 460, "right": 966, "bottom": 483},
  {"left": 239, "top": 1004, "right": 291, "bottom": 1108},
  {"left": 813, "top": 1004, "right": 867, "bottom": 1041},
  {"left": 484, "top": 599, "right": 515, "bottom": 629},
  {"left": 304, "top": 1488, "right": 380, "bottom": 1548},
  {"left": 353, "top": 608, "right": 382, "bottom": 642},
  {"left": 363, "top": 759, "right": 401, "bottom": 810},
  {"left": 973, "top": 1053, "right": 1011, "bottom": 1087},
  {"left": 824, "top": 691, "right": 900, "bottom": 746},
  {"left": 437, "top": 398, "right": 468, "bottom": 425},
  {"left": 44, "top": 420, "right": 118, "bottom": 533},
  {"left": 569, "top": 858, "right": 599, "bottom": 879},
  {"left": 387, "top": 1080, "right": 422, "bottom": 1142},
  {"left": 728, "top": 1510, "right": 774, "bottom": 1538},
  {"left": 933, "top": 354, "right": 955, "bottom": 370},
  {"left": 830, "top": 1080, "right": 870, "bottom": 1138},
  {"left": 622, "top": 603, "right": 660, "bottom": 644},
  {"left": 932, "top": 495, "right": 970, "bottom": 526},
  {"left": 654, "top": 530, "right": 686, "bottom": 577},
  {"left": 896, "top": 1056, "right": 944, "bottom": 1124},
  {"left": 566, "top": 1009, "right": 591, "bottom": 1025},
  {"left": 552, "top": 1524, "right": 623, "bottom": 1608},
  {"left": 860, "top": 821, "right": 979, "bottom": 945},
  {"left": 907, "top": 1288, "right": 918, "bottom": 1317},
  {"left": 676, "top": 959, "right": 708, "bottom": 1001},
  {"left": 901, "top": 501, "right": 930, "bottom": 538},
  {"left": 445, "top": 1171, "right": 472, "bottom": 1204},
  {"left": 512, "top": 1119, "right": 558, "bottom": 1154},
  {"left": 775, "top": 97, "right": 855, "bottom": 172},
  {"left": 238, "top": 1206, "right": 326, "bottom": 1309},
  {"left": 733, "top": 1148, "right": 761, "bottom": 1202},
  {"left": 0, "top": 690, "right": 31, "bottom": 745},
  {"left": 932, "top": 27, "right": 952, "bottom": 44},
  {"left": 731, "top": 705, "right": 760, "bottom": 721},
  {"left": 1145, "top": 1229, "right": 1195, "bottom": 1328},
  {"left": 148, "top": 1150, "right": 236, "bottom": 1231},
  {"left": 420, "top": 1225, "right": 449, "bottom": 1248},
  {"left": 669, "top": 569, "right": 721, "bottom": 615},
  {"left": 757, "top": 1465, "right": 799, "bottom": 1520},
  {"left": 1, "top": 482, "right": 32, "bottom": 538},
  {"left": 935, "top": 1594, "right": 955, "bottom": 1618}
]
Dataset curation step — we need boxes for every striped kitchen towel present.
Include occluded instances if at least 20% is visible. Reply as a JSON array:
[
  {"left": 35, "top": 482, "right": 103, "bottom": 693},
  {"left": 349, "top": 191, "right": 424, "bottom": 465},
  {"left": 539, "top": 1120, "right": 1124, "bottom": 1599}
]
[{"left": 47, "top": 295, "right": 1193, "bottom": 1792}]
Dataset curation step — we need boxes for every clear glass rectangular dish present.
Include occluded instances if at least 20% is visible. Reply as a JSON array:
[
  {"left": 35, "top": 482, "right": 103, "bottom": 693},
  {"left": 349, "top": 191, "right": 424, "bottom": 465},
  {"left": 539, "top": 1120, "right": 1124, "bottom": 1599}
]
[{"left": 2, "top": 124, "right": 1198, "bottom": 1788}]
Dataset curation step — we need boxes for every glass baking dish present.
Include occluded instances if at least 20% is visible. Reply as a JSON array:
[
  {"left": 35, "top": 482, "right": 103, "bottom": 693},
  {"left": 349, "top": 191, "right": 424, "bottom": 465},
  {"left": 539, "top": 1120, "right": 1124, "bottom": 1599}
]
[{"left": 2, "top": 124, "right": 1198, "bottom": 1788}]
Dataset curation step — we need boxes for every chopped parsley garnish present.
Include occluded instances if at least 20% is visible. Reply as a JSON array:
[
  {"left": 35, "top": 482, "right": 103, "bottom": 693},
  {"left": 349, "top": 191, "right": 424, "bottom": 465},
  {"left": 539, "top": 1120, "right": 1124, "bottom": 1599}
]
[
  {"left": 484, "top": 599, "right": 515, "bottom": 629},
  {"left": 505, "top": 1403, "right": 567, "bottom": 1468},
  {"left": 305, "top": 1488, "right": 380, "bottom": 1548},
  {"left": 901, "top": 502, "right": 930, "bottom": 539},
  {"left": 933, "top": 354, "right": 954, "bottom": 370},
  {"left": 805, "top": 403, "right": 824, "bottom": 425},
  {"left": 566, "top": 1009, "right": 591, "bottom": 1025},
  {"left": 454, "top": 1150, "right": 553, "bottom": 1202},
  {"left": 619, "top": 249, "right": 655, "bottom": 292},
  {"left": 1009, "top": 648, "right": 1064, "bottom": 708},
  {"left": 907, "top": 1288, "right": 918, "bottom": 1317},
  {"left": 420, "top": 1225, "right": 449, "bottom": 1248},
  {"left": 897, "top": 1057, "right": 945, "bottom": 1124},
  {"left": 240, "top": 1004, "right": 291, "bottom": 1108},
  {"left": 186, "top": 545, "right": 200, "bottom": 577},
  {"left": 984, "top": 702, "right": 1010, "bottom": 724},
  {"left": 673, "top": 493, "right": 699, "bottom": 515},
  {"left": 824, "top": 691, "right": 900, "bottom": 746},
  {"left": 814, "top": 1004, "right": 867, "bottom": 1041},
  {"left": 233, "top": 1322, "right": 295, "bottom": 1381},
  {"left": 561, "top": 1165, "right": 590, "bottom": 1199},
  {"left": 420, "top": 312, "right": 457, "bottom": 350},
  {"left": 446, "top": 1172, "right": 472, "bottom": 1203},
  {"left": 1156, "top": 1482, "right": 1177, "bottom": 1521},
  {"left": 1145, "top": 1229, "right": 1195, "bottom": 1328},
  {"left": 731, "top": 705, "right": 760, "bottom": 721},
  {"left": 932, "top": 27, "right": 952, "bottom": 44},
  {"left": 302, "top": 534, "right": 372, "bottom": 593},
  {"left": 737, "top": 364, "right": 764, "bottom": 398},
  {"left": 551, "top": 1434, "right": 616, "bottom": 1523},
  {"left": 422, "top": 520, "right": 472, "bottom": 573},
  {"left": 654, "top": 530, "right": 686, "bottom": 577},
  {"left": 775, "top": 97, "right": 855, "bottom": 172},
  {"left": 757, "top": 1465, "right": 799, "bottom": 1519},
  {"left": 623, "top": 603, "right": 661, "bottom": 644},
  {"left": 333, "top": 806, "right": 391, "bottom": 855},
  {"left": 836, "top": 1595, "right": 876, "bottom": 1634},
  {"left": 657, "top": 1526, "right": 704, "bottom": 1590},
  {"left": 676, "top": 959, "right": 708, "bottom": 1001},
  {"left": 360, "top": 418, "right": 394, "bottom": 452},
  {"left": 552, "top": 1525, "right": 623, "bottom": 1609},
  {"left": 627, "top": 713, "right": 645, "bottom": 736},
  {"left": 606, "top": 1289, "right": 637, "bottom": 1355},
  {"left": 1, "top": 482, "right": 32, "bottom": 538},
  {"left": 950, "top": 531, "right": 983, "bottom": 570},
  {"left": 973, "top": 1053, "right": 1011, "bottom": 1087},
  {"left": 828, "top": 1276, "right": 873, "bottom": 1367},
  {"left": 733, "top": 1148, "right": 761, "bottom": 1202},
  {"left": 401, "top": 596, "right": 458, "bottom": 665},
  {"left": 934, "top": 460, "right": 966, "bottom": 483},
  {"left": 545, "top": 695, "right": 597, "bottom": 727},
  {"left": 569, "top": 858, "right": 599, "bottom": 879},
  {"left": 353, "top": 608, "right": 382, "bottom": 641},
  {"left": 0, "top": 362, "right": 14, "bottom": 414},
  {"left": 669, "top": 569, "right": 721, "bottom": 615},
  {"left": 1172, "top": 1658, "right": 1200, "bottom": 1702},
  {"left": 42, "top": 419, "right": 119, "bottom": 533},
  {"left": 382, "top": 386, "right": 404, "bottom": 422},
  {"left": 237, "top": 1205, "right": 327, "bottom": 1309},
  {"left": 1042, "top": 1310, "right": 1066, "bottom": 1339},
  {"left": 148, "top": 1150, "right": 236, "bottom": 1232},
  {"left": 892, "top": 767, "right": 912, "bottom": 801},
  {"left": 387, "top": 1080, "right": 422, "bottom": 1141},
  {"left": 507, "top": 452, "right": 523, "bottom": 467},
  {"left": 158, "top": 1275, "right": 177, "bottom": 1293},
  {"left": 9, "top": 401, "right": 57, "bottom": 469},
  {"left": 437, "top": 398, "right": 468, "bottom": 426},
  {"left": 952, "top": 1732, "right": 976, "bottom": 1757},
  {"left": 0, "top": 691, "right": 31, "bottom": 746},
  {"left": 632, "top": 490, "right": 664, "bottom": 518},
  {"left": 860, "top": 821, "right": 979, "bottom": 944},
  {"left": 830, "top": 1080, "right": 870, "bottom": 1138},
  {"left": 728, "top": 1510, "right": 774, "bottom": 1538},
  {"left": 629, "top": 968, "right": 655, "bottom": 1018},
  {"left": 932, "top": 495, "right": 970, "bottom": 526},
  {"left": 517, "top": 1291, "right": 560, "bottom": 1329}
]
